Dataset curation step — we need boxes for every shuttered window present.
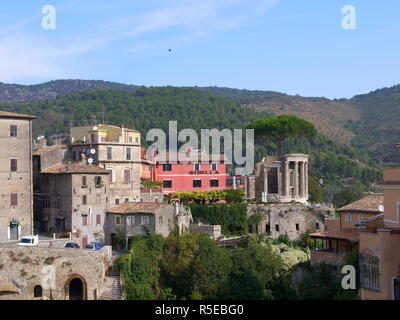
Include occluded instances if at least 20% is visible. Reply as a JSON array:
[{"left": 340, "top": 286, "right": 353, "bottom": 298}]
[
  {"left": 124, "top": 170, "right": 131, "bottom": 184},
  {"left": 10, "top": 125, "right": 17, "bottom": 137},
  {"left": 10, "top": 159, "right": 17, "bottom": 172},
  {"left": 10, "top": 193, "right": 18, "bottom": 206}
]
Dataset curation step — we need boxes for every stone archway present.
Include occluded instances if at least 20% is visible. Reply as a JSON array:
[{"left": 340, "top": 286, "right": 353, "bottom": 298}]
[{"left": 65, "top": 274, "right": 87, "bottom": 300}]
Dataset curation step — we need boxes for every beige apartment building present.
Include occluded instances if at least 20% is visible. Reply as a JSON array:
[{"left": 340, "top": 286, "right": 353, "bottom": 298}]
[
  {"left": 70, "top": 124, "right": 141, "bottom": 205},
  {"left": 38, "top": 162, "right": 110, "bottom": 248},
  {"left": 0, "top": 111, "right": 35, "bottom": 242}
]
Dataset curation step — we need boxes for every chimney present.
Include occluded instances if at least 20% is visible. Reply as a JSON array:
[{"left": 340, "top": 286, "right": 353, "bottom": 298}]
[
  {"left": 119, "top": 124, "right": 125, "bottom": 143},
  {"left": 80, "top": 153, "right": 86, "bottom": 165}
]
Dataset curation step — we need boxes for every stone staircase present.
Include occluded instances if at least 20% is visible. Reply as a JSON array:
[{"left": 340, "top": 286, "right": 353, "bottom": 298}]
[{"left": 99, "top": 267, "right": 123, "bottom": 300}]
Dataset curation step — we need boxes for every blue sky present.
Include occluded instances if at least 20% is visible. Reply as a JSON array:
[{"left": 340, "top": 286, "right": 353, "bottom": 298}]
[{"left": 0, "top": 0, "right": 399, "bottom": 98}]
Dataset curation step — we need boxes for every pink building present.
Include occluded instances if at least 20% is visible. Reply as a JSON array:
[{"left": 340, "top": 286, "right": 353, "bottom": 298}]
[{"left": 153, "top": 151, "right": 227, "bottom": 194}]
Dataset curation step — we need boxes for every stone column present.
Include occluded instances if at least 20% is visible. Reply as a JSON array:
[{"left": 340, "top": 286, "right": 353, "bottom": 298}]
[
  {"left": 285, "top": 161, "right": 290, "bottom": 197},
  {"left": 263, "top": 166, "right": 268, "bottom": 196},
  {"left": 305, "top": 162, "right": 309, "bottom": 197},
  {"left": 294, "top": 161, "right": 299, "bottom": 198},
  {"left": 277, "top": 165, "right": 282, "bottom": 196},
  {"left": 300, "top": 162, "right": 305, "bottom": 197}
]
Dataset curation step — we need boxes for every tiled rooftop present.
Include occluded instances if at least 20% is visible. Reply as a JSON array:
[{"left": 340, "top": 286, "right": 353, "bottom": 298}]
[
  {"left": 41, "top": 163, "right": 109, "bottom": 174},
  {"left": 337, "top": 193, "right": 384, "bottom": 214},
  {"left": 0, "top": 110, "right": 36, "bottom": 119},
  {"left": 108, "top": 202, "right": 169, "bottom": 214}
]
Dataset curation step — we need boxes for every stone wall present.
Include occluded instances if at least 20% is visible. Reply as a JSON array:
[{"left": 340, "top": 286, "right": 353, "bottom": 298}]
[
  {"left": 247, "top": 203, "right": 334, "bottom": 241},
  {"left": 0, "top": 245, "right": 112, "bottom": 300}
]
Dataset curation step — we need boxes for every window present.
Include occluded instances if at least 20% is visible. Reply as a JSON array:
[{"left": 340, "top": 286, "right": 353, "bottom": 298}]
[
  {"left": 129, "top": 136, "right": 133, "bottom": 143},
  {"left": 10, "top": 159, "right": 17, "bottom": 172},
  {"left": 10, "top": 125, "right": 17, "bottom": 137},
  {"left": 82, "top": 176, "right": 87, "bottom": 186},
  {"left": 345, "top": 215, "right": 352, "bottom": 222},
  {"left": 124, "top": 170, "right": 131, "bottom": 184},
  {"left": 126, "top": 148, "right": 131, "bottom": 160},
  {"left": 115, "top": 198, "right": 120, "bottom": 205},
  {"left": 127, "top": 217, "right": 135, "bottom": 225},
  {"left": 34, "top": 285, "right": 42, "bottom": 298},
  {"left": 159, "top": 217, "right": 163, "bottom": 224},
  {"left": 96, "top": 195, "right": 101, "bottom": 204},
  {"left": 155, "top": 198, "right": 159, "bottom": 203},
  {"left": 82, "top": 195, "right": 87, "bottom": 205},
  {"left": 96, "top": 215, "right": 101, "bottom": 225},
  {"left": 163, "top": 180, "right": 172, "bottom": 188},
  {"left": 210, "top": 179, "right": 219, "bottom": 187},
  {"left": 90, "top": 134, "right": 95, "bottom": 142},
  {"left": 163, "top": 164, "right": 172, "bottom": 171},
  {"left": 397, "top": 202, "right": 400, "bottom": 220},
  {"left": 211, "top": 163, "right": 217, "bottom": 171},
  {"left": 275, "top": 224, "right": 280, "bottom": 232},
  {"left": 193, "top": 179, "right": 202, "bottom": 188},
  {"left": 115, "top": 216, "right": 121, "bottom": 225},
  {"left": 125, "top": 198, "right": 129, "bottom": 203},
  {"left": 194, "top": 163, "right": 200, "bottom": 171},
  {"left": 316, "top": 223, "right": 320, "bottom": 230},
  {"left": 135, "top": 137, "right": 139, "bottom": 144},
  {"left": 296, "top": 223, "right": 300, "bottom": 231},
  {"left": 95, "top": 176, "right": 102, "bottom": 187},
  {"left": 140, "top": 198, "right": 144, "bottom": 202},
  {"left": 82, "top": 216, "right": 88, "bottom": 226},
  {"left": 360, "top": 253, "right": 380, "bottom": 291},
  {"left": 10, "top": 193, "right": 18, "bottom": 207},
  {"left": 265, "top": 224, "right": 271, "bottom": 235},
  {"left": 142, "top": 216, "right": 149, "bottom": 225},
  {"left": 107, "top": 147, "right": 112, "bottom": 160}
]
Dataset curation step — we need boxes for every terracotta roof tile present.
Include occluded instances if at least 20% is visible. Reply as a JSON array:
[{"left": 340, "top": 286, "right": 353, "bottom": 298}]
[
  {"left": 337, "top": 194, "right": 384, "bottom": 214},
  {"left": 41, "top": 163, "right": 109, "bottom": 174},
  {"left": 0, "top": 110, "right": 36, "bottom": 119},
  {"left": 33, "top": 145, "right": 67, "bottom": 156},
  {"left": 108, "top": 202, "right": 169, "bottom": 214},
  {"left": 310, "top": 228, "right": 359, "bottom": 242}
]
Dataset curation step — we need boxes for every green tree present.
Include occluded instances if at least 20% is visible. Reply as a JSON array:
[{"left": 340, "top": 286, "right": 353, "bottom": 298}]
[{"left": 247, "top": 114, "right": 317, "bottom": 155}]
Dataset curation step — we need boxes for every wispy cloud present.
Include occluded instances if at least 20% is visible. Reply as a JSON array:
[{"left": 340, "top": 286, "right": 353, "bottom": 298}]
[{"left": 0, "top": 0, "right": 279, "bottom": 82}]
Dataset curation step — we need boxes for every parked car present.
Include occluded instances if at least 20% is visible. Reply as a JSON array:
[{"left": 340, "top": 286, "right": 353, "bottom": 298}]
[
  {"left": 65, "top": 242, "right": 80, "bottom": 249},
  {"left": 18, "top": 235, "right": 39, "bottom": 247},
  {"left": 85, "top": 241, "right": 104, "bottom": 250}
]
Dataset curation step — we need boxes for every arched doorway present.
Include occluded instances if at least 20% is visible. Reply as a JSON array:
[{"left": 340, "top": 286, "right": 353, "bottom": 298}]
[{"left": 65, "top": 275, "right": 87, "bottom": 300}]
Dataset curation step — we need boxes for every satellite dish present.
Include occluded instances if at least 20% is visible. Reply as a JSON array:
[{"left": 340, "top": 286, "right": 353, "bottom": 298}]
[
  {"left": 87, "top": 158, "right": 94, "bottom": 164},
  {"left": 90, "top": 148, "right": 96, "bottom": 155},
  {"left": 378, "top": 205, "right": 384, "bottom": 213},
  {"left": 93, "top": 126, "right": 98, "bottom": 131}
]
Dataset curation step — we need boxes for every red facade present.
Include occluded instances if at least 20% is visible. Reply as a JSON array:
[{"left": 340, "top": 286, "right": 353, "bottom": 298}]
[{"left": 155, "top": 161, "right": 227, "bottom": 193}]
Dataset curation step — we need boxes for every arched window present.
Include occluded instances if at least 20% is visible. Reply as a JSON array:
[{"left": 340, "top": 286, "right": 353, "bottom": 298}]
[{"left": 34, "top": 285, "right": 42, "bottom": 298}]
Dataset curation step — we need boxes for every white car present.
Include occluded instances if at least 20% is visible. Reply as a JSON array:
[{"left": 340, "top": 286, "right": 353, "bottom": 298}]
[{"left": 18, "top": 235, "right": 39, "bottom": 247}]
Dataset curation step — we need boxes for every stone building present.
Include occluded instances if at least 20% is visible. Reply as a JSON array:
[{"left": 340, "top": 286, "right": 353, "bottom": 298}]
[
  {"left": 0, "top": 246, "right": 112, "bottom": 300},
  {"left": 105, "top": 202, "right": 176, "bottom": 249},
  {"left": 37, "top": 162, "right": 110, "bottom": 248},
  {"left": 70, "top": 124, "right": 141, "bottom": 205},
  {"left": 247, "top": 203, "right": 333, "bottom": 241},
  {"left": 190, "top": 222, "right": 222, "bottom": 240},
  {"left": 0, "top": 111, "right": 36, "bottom": 242},
  {"left": 254, "top": 153, "right": 309, "bottom": 204}
]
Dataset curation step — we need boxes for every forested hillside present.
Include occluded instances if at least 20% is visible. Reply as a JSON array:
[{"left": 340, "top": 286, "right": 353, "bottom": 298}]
[{"left": 0, "top": 87, "right": 381, "bottom": 205}]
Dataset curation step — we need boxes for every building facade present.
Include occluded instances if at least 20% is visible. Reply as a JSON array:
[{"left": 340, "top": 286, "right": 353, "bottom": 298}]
[
  {"left": 105, "top": 202, "right": 176, "bottom": 249},
  {"left": 254, "top": 154, "right": 309, "bottom": 204},
  {"left": 37, "top": 163, "right": 110, "bottom": 248},
  {"left": 310, "top": 193, "right": 383, "bottom": 267},
  {"left": 70, "top": 124, "right": 141, "bottom": 205},
  {"left": 359, "top": 169, "right": 400, "bottom": 300},
  {"left": 0, "top": 111, "right": 35, "bottom": 242},
  {"left": 152, "top": 151, "right": 227, "bottom": 194}
]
